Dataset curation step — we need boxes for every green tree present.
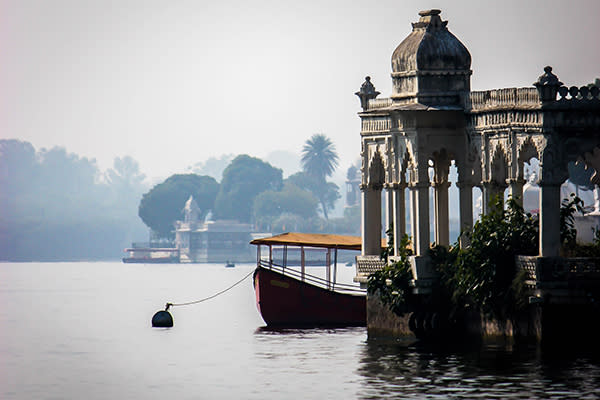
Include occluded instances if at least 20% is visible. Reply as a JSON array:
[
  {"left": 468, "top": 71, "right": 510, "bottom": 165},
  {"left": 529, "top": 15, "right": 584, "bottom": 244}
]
[
  {"left": 1, "top": 140, "right": 149, "bottom": 261},
  {"left": 138, "top": 174, "right": 219, "bottom": 238},
  {"left": 300, "top": 134, "right": 340, "bottom": 219},
  {"left": 105, "top": 156, "right": 146, "bottom": 193},
  {"left": 213, "top": 155, "right": 282, "bottom": 223},
  {"left": 301, "top": 134, "right": 339, "bottom": 180},
  {"left": 287, "top": 171, "right": 340, "bottom": 220},
  {"left": 253, "top": 182, "right": 319, "bottom": 230},
  {"left": 0, "top": 139, "right": 39, "bottom": 218}
]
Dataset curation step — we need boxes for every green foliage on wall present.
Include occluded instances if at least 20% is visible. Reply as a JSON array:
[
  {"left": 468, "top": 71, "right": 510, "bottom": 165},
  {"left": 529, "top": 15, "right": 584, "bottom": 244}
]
[
  {"left": 367, "top": 234, "right": 414, "bottom": 315},
  {"left": 368, "top": 196, "right": 539, "bottom": 318},
  {"left": 368, "top": 194, "right": 600, "bottom": 319},
  {"left": 440, "top": 197, "right": 538, "bottom": 316}
]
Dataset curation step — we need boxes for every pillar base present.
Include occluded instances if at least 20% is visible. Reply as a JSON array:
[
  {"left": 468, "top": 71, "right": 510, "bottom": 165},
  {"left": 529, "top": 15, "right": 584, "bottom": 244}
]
[{"left": 409, "top": 255, "right": 436, "bottom": 294}]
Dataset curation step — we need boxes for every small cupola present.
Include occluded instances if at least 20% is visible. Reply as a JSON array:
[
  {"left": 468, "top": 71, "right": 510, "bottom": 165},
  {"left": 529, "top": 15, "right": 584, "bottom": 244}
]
[{"left": 390, "top": 9, "right": 472, "bottom": 107}]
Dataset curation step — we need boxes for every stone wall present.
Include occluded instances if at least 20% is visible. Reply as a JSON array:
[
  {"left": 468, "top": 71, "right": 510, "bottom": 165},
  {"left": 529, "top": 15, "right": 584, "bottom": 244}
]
[{"left": 366, "top": 293, "right": 414, "bottom": 338}]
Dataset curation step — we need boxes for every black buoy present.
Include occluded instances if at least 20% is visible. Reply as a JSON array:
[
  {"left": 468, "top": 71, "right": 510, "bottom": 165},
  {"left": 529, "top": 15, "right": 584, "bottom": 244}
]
[{"left": 152, "top": 303, "right": 174, "bottom": 327}]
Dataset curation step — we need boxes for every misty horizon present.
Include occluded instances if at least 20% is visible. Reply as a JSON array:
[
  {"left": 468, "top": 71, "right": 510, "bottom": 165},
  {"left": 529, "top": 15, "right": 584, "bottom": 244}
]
[{"left": 1, "top": 1, "right": 598, "bottom": 179}]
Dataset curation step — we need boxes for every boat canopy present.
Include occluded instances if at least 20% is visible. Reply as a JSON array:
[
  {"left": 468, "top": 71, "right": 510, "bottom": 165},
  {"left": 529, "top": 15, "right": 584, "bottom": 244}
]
[{"left": 250, "top": 232, "right": 386, "bottom": 251}]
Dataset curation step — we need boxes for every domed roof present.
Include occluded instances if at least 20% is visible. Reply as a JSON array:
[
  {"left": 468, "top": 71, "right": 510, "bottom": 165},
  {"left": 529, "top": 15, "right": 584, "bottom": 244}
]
[{"left": 391, "top": 10, "right": 471, "bottom": 74}]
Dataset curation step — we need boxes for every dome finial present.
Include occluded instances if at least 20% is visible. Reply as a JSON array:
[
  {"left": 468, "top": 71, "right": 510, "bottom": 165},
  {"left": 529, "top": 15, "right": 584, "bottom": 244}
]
[
  {"left": 412, "top": 9, "right": 447, "bottom": 31},
  {"left": 534, "top": 66, "right": 563, "bottom": 103},
  {"left": 418, "top": 9, "right": 441, "bottom": 16}
]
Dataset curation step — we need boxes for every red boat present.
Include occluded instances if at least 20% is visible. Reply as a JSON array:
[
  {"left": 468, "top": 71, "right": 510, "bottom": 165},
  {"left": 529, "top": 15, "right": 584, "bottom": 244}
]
[{"left": 250, "top": 233, "right": 367, "bottom": 327}]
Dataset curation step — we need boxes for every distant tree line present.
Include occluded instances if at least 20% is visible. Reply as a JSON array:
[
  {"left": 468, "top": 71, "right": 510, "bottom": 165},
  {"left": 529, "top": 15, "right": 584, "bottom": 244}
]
[
  {"left": 1, "top": 134, "right": 359, "bottom": 261},
  {"left": 0, "top": 139, "right": 148, "bottom": 261}
]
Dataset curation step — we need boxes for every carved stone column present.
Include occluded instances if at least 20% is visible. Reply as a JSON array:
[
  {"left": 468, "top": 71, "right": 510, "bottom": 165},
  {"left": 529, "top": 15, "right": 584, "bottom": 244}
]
[
  {"left": 392, "top": 183, "right": 406, "bottom": 255},
  {"left": 482, "top": 181, "right": 506, "bottom": 214},
  {"left": 385, "top": 185, "right": 394, "bottom": 240},
  {"left": 432, "top": 181, "right": 450, "bottom": 246},
  {"left": 411, "top": 181, "right": 430, "bottom": 256},
  {"left": 508, "top": 178, "right": 525, "bottom": 206},
  {"left": 432, "top": 150, "right": 451, "bottom": 247},
  {"left": 539, "top": 182, "right": 561, "bottom": 257},
  {"left": 361, "top": 184, "right": 382, "bottom": 256},
  {"left": 409, "top": 183, "right": 418, "bottom": 251},
  {"left": 537, "top": 134, "right": 568, "bottom": 257},
  {"left": 456, "top": 181, "right": 474, "bottom": 247}
]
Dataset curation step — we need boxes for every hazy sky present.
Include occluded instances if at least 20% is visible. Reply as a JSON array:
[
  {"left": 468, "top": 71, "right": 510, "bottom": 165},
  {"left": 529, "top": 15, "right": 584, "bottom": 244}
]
[{"left": 1, "top": 0, "right": 599, "bottom": 180}]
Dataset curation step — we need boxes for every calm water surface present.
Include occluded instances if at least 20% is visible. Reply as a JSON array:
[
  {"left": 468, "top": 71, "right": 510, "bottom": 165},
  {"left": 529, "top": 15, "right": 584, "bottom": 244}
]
[{"left": 1, "top": 262, "right": 599, "bottom": 399}]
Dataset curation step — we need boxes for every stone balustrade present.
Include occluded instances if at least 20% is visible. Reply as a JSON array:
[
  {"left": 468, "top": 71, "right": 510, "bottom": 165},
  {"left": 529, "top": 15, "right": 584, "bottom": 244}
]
[
  {"left": 557, "top": 85, "right": 600, "bottom": 101},
  {"left": 466, "top": 88, "right": 540, "bottom": 111},
  {"left": 366, "top": 97, "right": 393, "bottom": 111},
  {"left": 354, "top": 255, "right": 386, "bottom": 284},
  {"left": 516, "top": 254, "right": 600, "bottom": 298},
  {"left": 361, "top": 116, "right": 392, "bottom": 133}
]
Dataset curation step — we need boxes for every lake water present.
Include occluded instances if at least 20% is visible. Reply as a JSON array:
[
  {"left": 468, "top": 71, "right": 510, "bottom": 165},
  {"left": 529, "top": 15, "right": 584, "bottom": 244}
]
[{"left": 1, "top": 262, "right": 599, "bottom": 399}]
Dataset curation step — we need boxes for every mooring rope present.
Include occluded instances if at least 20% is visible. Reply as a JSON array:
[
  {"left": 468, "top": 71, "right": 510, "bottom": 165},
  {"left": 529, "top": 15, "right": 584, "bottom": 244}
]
[{"left": 164, "top": 269, "right": 255, "bottom": 310}]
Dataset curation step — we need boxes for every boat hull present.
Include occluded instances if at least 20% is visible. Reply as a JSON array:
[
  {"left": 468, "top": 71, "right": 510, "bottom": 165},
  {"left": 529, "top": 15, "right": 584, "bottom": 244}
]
[{"left": 253, "top": 266, "right": 366, "bottom": 327}]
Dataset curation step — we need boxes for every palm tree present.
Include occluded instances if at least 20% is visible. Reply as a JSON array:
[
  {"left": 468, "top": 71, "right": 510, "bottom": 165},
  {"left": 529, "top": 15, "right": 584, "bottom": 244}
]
[
  {"left": 301, "top": 134, "right": 339, "bottom": 180},
  {"left": 301, "top": 134, "right": 340, "bottom": 219}
]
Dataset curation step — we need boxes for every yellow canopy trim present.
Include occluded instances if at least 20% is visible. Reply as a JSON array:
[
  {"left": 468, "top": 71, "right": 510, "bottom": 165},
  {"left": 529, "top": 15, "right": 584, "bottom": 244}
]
[{"left": 250, "top": 232, "right": 387, "bottom": 251}]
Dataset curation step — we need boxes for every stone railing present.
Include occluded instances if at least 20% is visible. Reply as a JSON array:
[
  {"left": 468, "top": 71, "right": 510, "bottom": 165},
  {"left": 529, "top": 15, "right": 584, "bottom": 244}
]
[
  {"left": 516, "top": 255, "right": 600, "bottom": 285},
  {"left": 556, "top": 85, "right": 600, "bottom": 101},
  {"left": 516, "top": 255, "right": 538, "bottom": 282},
  {"left": 465, "top": 88, "right": 540, "bottom": 111},
  {"left": 361, "top": 116, "right": 392, "bottom": 133},
  {"left": 366, "top": 97, "right": 393, "bottom": 111},
  {"left": 354, "top": 255, "right": 386, "bottom": 283}
]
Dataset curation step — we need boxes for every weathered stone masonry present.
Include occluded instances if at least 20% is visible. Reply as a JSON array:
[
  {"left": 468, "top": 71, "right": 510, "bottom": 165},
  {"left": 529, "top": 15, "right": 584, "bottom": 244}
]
[{"left": 354, "top": 9, "right": 600, "bottom": 339}]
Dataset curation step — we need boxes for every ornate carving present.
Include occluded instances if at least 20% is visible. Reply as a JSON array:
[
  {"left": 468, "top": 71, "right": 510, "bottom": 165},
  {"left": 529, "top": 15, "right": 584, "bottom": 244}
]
[
  {"left": 367, "top": 150, "right": 386, "bottom": 190},
  {"left": 386, "top": 138, "right": 397, "bottom": 183},
  {"left": 431, "top": 148, "right": 452, "bottom": 184},
  {"left": 355, "top": 76, "right": 381, "bottom": 110},
  {"left": 516, "top": 135, "right": 540, "bottom": 180},
  {"left": 488, "top": 144, "right": 508, "bottom": 183},
  {"left": 539, "top": 135, "right": 569, "bottom": 185},
  {"left": 534, "top": 66, "right": 563, "bottom": 103}
]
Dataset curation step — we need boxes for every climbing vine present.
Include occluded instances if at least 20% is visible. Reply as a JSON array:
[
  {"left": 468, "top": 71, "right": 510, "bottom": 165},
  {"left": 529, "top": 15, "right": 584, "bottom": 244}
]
[
  {"left": 367, "top": 233, "right": 414, "bottom": 315},
  {"left": 560, "top": 193, "right": 586, "bottom": 256},
  {"left": 441, "top": 196, "right": 538, "bottom": 316}
]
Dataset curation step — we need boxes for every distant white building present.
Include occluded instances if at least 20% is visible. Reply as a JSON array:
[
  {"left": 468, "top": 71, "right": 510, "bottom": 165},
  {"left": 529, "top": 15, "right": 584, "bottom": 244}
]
[{"left": 175, "top": 196, "right": 264, "bottom": 263}]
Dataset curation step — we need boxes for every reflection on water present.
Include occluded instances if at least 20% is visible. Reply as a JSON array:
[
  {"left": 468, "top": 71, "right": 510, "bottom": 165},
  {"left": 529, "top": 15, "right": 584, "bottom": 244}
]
[
  {"left": 251, "top": 327, "right": 600, "bottom": 399},
  {"left": 2, "top": 262, "right": 600, "bottom": 400},
  {"left": 357, "top": 338, "right": 600, "bottom": 399}
]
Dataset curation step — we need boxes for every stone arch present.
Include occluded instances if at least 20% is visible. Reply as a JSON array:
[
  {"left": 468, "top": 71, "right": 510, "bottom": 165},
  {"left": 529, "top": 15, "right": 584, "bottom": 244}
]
[
  {"left": 367, "top": 150, "right": 386, "bottom": 189},
  {"left": 456, "top": 137, "right": 481, "bottom": 185},
  {"left": 400, "top": 146, "right": 412, "bottom": 184},
  {"left": 517, "top": 136, "right": 540, "bottom": 181},
  {"left": 561, "top": 138, "right": 600, "bottom": 187},
  {"left": 582, "top": 146, "right": 600, "bottom": 185},
  {"left": 490, "top": 144, "right": 509, "bottom": 184},
  {"left": 431, "top": 148, "right": 453, "bottom": 184}
]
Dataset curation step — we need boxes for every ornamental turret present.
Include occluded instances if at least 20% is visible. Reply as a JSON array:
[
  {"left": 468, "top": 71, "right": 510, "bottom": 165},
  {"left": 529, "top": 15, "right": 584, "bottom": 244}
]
[{"left": 390, "top": 9, "right": 471, "bottom": 107}]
